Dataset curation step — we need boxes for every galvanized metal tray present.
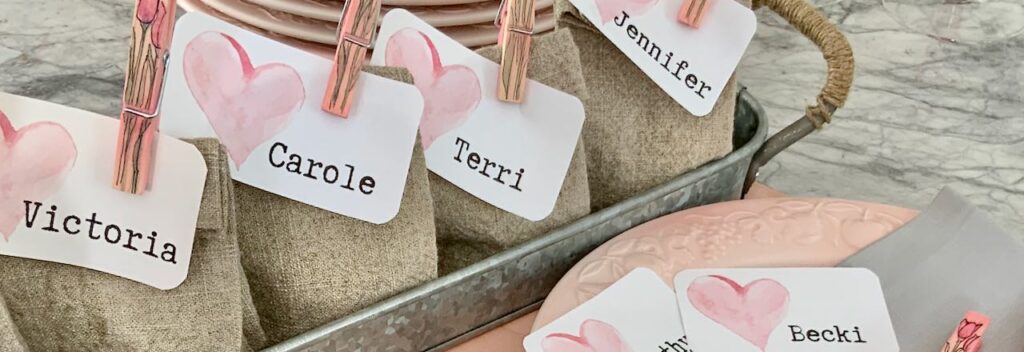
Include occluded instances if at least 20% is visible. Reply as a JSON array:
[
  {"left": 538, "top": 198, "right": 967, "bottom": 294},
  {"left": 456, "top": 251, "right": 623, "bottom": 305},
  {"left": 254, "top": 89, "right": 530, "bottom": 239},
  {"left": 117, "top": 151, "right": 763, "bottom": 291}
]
[
  {"left": 264, "top": 88, "right": 768, "bottom": 351},
  {"left": 259, "top": 0, "right": 857, "bottom": 345}
]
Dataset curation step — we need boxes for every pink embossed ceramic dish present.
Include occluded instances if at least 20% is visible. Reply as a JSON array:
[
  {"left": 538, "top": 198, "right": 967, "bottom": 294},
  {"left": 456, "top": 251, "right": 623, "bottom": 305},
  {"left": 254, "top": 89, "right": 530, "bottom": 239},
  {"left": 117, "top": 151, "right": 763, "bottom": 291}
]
[
  {"left": 531, "top": 197, "right": 919, "bottom": 330},
  {"left": 199, "top": 0, "right": 554, "bottom": 47},
  {"left": 180, "top": 0, "right": 337, "bottom": 57},
  {"left": 255, "top": 0, "right": 488, "bottom": 10},
  {"left": 248, "top": 0, "right": 555, "bottom": 26},
  {"left": 201, "top": 0, "right": 341, "bottom": 43}
]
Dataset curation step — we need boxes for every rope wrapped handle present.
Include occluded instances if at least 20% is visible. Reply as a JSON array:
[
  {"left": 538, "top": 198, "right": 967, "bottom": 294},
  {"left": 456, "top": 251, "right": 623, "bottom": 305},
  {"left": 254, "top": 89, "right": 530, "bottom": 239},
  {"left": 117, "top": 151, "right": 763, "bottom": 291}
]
[{"left": 743, "top": 0, "right": 855, "bottom": 193}]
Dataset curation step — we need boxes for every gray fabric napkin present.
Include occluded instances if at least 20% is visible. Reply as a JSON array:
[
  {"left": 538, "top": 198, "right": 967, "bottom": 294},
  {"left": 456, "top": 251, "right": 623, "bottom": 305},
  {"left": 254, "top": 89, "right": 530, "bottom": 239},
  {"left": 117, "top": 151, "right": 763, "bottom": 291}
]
[{"left": 840, "top": 188, "right": 1024, "bottom": 351}]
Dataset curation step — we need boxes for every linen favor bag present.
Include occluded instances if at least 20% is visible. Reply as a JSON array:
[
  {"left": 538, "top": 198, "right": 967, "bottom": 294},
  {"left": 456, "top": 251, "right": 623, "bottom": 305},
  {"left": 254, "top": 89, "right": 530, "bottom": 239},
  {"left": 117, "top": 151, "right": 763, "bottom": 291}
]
[
  {"left": 240, "top": 263, "right": 268, "bottom": 350},
  {"left": 432, "top": 29, "right": 592, "bottom": 274},
  {"left": 235, "top": 67, "right": 439, "bottom": 344},
  {"left": 0, "top": 139, "right": 252, "bottom": 351},
  {"left": 554, "top": 0, "right": 748, "bottom": 210},
  {"left": 0, "top": 293, "right": 27, "bottom": 352}
]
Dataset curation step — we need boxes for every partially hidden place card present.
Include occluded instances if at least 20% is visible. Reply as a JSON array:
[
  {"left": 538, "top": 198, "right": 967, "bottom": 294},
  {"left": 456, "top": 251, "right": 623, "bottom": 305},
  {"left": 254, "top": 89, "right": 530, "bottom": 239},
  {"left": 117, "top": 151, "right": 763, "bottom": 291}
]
[
  {"left": 0, "top": 92, "right": 207, "bottom": 290},
  {"left": 674, "top": 267, "right": 899, "bottom": 352},
  {"left": 370, "top": 10, "right": 586, "bottom": 221},
  {"left": 161, "top": 13, "right": 425, "bottom": 224},
  {"left": 525, "top": 268, "right": 692, "bottom": 352},
  {"left": 570, "top": 0, "right": 756, "bottom": 115}
]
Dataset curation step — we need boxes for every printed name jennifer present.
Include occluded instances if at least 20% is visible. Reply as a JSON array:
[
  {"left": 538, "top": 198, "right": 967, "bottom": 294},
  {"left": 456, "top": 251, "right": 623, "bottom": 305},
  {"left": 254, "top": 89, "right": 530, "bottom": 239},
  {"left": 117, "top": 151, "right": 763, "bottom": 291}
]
[
  {"left": 612, "top": 12, "right": 712, "bottom": 99},
  {"left": 22, "top": 201, "right": 177, "bottom": 264},
  {"left": 269, "top": 142, "right": 375, "bottom": 195}
]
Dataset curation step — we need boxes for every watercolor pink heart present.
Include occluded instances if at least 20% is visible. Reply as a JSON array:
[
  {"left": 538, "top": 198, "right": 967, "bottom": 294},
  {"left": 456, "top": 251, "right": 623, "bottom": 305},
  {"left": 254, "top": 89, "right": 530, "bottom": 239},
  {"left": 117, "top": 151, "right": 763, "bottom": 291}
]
[
  {"left": 184, "top": 31, "right": 305, "bottom": 168},
  {"left": 595, "top": 0, "right": 659, "bottom": 24},
  {"left": 687, "top": 275, "right": 789, "bottom": 351},
  {"left": 385, "top": 28, "right": 481, "bottom": 150},
  {"left": 0, "top": 111, "right": 77, "bottom": 241},
  {"left": 542, "top": 319, "right": 633, "bottom": 352}
]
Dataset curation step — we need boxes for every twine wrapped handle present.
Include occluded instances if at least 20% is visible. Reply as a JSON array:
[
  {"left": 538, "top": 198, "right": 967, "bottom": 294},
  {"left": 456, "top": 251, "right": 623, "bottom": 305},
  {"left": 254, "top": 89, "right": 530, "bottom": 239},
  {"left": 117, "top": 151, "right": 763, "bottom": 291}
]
[{"left": 743, "top": 0, "right": 854, "bottom": 194}]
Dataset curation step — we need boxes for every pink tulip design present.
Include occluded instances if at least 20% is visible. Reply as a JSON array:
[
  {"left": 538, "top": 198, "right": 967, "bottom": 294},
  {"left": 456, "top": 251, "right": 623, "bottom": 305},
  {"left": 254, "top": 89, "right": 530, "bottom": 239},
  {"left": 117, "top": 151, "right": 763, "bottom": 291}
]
[
  {"left": 957, "top": 319, "right": 983, "bottom": 339},
  {"left": 941, "top": 312, "right": 989, "bottom": 352},
  {"left": 150, "top": 2, "right": 168, "bottom": 48},
  {"left": 124, "top": 0, "right": 172, "bottom": 112},
  {"left": 136, "top": 0, "right": 160, "bottom": 24}
]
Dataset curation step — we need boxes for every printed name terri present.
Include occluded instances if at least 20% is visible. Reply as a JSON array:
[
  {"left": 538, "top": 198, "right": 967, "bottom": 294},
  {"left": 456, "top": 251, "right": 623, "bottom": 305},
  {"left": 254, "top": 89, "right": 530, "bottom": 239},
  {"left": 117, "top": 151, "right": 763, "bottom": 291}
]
[
  {"left": 453, "top": 137, "right": 525, "bottom": 192},
  {"left": 22, "top": 201, "right": 178, "bottom": 264},
  {"left": 612, "top": 11, "right": 712, "bottom": 99}
]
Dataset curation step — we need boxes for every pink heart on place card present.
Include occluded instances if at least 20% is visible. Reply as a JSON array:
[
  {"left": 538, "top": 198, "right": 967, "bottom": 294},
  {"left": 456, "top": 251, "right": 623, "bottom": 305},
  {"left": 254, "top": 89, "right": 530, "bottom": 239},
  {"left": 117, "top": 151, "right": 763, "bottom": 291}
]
[
  {"left": 0, "top": 111, "right": 77, "bottom": 241},
  {"left": 542, "top": 319, "right": 633, "bottom": 352},
  {"left": 385, "top": 28, "right": 481, "bottom": 150},
  {"left": 183, "top": 31, "right": 305, "bottom": 167},
  {"left": 687, "top": 275, "right": 789, "bottom": 351},
  {"left": 595, "top": 0, "right": 659, "bottom": 24}
]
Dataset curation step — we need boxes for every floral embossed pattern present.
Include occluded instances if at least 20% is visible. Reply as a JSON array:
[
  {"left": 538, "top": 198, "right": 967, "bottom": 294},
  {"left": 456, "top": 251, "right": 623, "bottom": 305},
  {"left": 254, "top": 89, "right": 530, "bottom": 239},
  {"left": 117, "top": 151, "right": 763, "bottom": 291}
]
[{"left": 533, "top": 198, "right": 918, "bottom": 329}]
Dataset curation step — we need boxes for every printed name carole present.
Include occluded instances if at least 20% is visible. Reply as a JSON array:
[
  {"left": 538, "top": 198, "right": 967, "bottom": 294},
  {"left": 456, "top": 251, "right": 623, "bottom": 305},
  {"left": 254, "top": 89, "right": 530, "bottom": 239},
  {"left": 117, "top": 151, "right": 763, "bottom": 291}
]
[
  {"left": 22, "top": 201, "right": 178, "bottom": 264},
  {"left": 268, "top": 142, "right": 376, "bottom": 195},
  {"left": 613, "top": 12, "right": 712, "bottom": 99}
]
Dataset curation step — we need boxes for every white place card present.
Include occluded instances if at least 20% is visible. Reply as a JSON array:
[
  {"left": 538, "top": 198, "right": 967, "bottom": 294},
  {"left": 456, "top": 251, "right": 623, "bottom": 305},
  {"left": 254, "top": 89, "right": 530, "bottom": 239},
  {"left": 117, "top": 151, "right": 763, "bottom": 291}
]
[
  {"left": 371, "top": 10, "right": 586, "bottom": 221},
  {"left": 162, "top": 13, "right": 425, "bottom": 224},
  {"left": 0, "top": 92, "right": 207, "bottom": 290}
]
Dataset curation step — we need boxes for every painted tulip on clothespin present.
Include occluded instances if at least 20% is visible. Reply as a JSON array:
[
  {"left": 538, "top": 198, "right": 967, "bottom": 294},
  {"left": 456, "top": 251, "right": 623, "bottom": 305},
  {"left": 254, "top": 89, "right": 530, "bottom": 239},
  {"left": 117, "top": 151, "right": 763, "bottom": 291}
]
[
  {"left": 322, "top": 0, "right": 383, "bottom": 118},
  {"left": 495, "top": 0, "right": 535, "bottom": 103},
  {"left": 678, "top": 0, "right": 715, "bottom": 28},
  {"left": 941, "top": 311, "right": 989, "bottom": 352},
  {"left": 112, "top": 0, "right": 177, "bottom": 194}
]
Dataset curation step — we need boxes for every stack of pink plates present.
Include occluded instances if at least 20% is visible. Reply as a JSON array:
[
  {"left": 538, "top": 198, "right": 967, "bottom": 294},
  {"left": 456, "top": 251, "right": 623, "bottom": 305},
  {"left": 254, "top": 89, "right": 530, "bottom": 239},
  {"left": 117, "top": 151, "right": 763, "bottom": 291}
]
[{"left": 178, "top": 0, "right": 556, "bottom": 57}]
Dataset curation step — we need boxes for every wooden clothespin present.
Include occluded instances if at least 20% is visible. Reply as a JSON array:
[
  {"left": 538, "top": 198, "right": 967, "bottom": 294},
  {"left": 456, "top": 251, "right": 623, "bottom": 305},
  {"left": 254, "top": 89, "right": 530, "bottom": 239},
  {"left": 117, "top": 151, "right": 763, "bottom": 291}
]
[
  {"left": 113, "top": 0, "right": 177, "bottom": 194},
  {"left": 677, "top": 0, "right": 714, "bottom": 28},
  {"left": 495, "top": 0, "right": 535, "bottom": 103},
  {"left": 322, "top": 0, "right": 383, "bottom": 118}
]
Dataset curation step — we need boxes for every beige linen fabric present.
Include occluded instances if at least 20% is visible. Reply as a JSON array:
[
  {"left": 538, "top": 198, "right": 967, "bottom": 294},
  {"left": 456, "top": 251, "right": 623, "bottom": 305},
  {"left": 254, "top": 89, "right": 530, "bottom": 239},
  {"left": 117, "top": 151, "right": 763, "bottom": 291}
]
[
  {"left": 0, "top": 139, "right": 249, "bottom": 352},
  {"left": 235, "top": 67, "right": 438, "bottom": 344},
  {"left": 240, "top": 264, "right": 268, "bottom": 351},
  {"left": 555, "top": 0, "right": 741, "bottom": 210},
  {"left": 433, "top": 29, "right": 592, "bottom": 274},
  {"left": 0, "top": 293, "right": 27, "bottom": 352}
]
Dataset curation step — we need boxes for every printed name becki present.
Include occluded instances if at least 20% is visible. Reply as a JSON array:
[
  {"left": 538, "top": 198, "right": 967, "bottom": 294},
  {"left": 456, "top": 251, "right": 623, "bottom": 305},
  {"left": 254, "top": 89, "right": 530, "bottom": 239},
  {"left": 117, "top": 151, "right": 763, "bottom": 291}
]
[
  {"left": 790, "top": 325, "right": 868, "bottom": 344},
  {"left": 22, "top": 201, "right": 178, "bottom": 264},
  {"left": 612, "top": 12, "right": 713, "bottom": 99}
]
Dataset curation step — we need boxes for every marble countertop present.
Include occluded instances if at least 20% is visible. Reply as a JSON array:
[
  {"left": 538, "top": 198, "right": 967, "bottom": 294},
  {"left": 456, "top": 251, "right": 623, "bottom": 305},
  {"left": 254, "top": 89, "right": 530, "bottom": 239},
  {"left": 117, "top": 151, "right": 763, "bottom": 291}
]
[{"left": 0, "top": 0, "right": 1021, "bottom": 233}]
